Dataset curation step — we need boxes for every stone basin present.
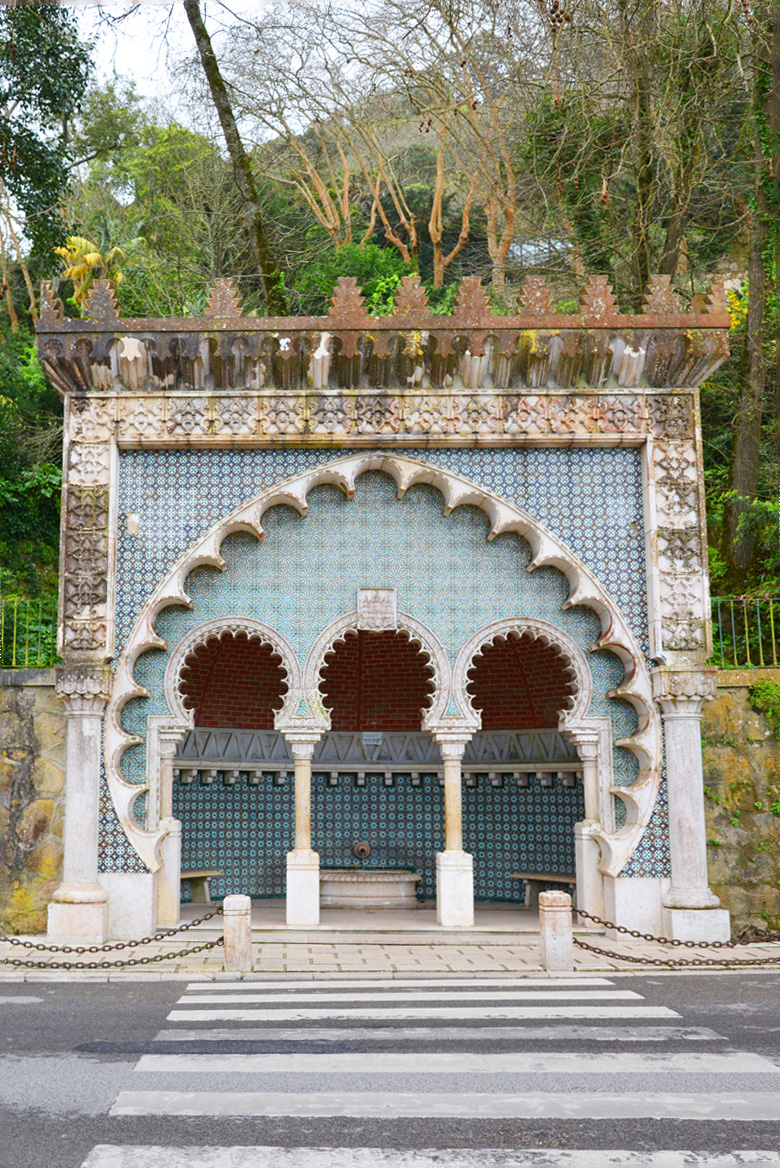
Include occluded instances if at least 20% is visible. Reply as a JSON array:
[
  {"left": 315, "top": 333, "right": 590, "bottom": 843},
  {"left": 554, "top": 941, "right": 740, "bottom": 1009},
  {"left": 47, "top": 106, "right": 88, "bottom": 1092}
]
[{"left": 320, "top": 868, "right": 422, "bottom": 909}]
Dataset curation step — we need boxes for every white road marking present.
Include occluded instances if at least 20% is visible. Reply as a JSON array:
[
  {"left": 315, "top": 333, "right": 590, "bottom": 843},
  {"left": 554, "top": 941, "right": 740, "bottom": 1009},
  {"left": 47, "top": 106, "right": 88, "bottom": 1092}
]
[
  {"left": 79, "top": 1147, "right": 780, "bottom": 1168},
  {"left": 0, "top": 995, "right": 42, "bottom": 1004},
  {"left": 167, "top": 1005, "right": 679, "bottom": 1022},
  {"left": 183, "top": 978, "right": 616, "bottom": 991},
  {"left": 177, "top": 990, "right": 642, "bottom": 1004},
  {"left": 154, "top": 1024, "right": 719, "bottom": 1044},
  {"left": 134, "top": 1050, "right": 778, "bottom": 1074},
  {"left": 108, "top": 1089, "right": 780, "bottom": 1119}
]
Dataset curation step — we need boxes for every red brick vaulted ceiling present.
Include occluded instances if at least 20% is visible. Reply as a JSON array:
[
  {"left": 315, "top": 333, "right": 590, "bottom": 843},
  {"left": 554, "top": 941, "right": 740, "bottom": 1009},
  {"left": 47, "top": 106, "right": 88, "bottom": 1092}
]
[
  {"left": 179, "top": 632, "right": 288, "bottom": 728},
  {"left": 467, "top": 633, "right": 576, "bottom": 730},
  {"left": 320, "top": 630, "right": 435, "bottom": 731}
]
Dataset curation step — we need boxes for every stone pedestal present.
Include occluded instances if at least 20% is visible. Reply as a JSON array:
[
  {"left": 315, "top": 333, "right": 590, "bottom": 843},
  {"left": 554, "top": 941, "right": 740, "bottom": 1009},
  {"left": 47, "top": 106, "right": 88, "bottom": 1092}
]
[
  {"left": 436, "top": 850, "right": 474, "bottom": 927},
  {"left": 653, "top": 669, "right": 731, "bottom": 942},
  {"left": 223, "top": 893, "right": 253, "bottom": 972},
  {"left": 286, "top": 849, "right": 321, "bottom": 926},
  {"left": 539, "top": 889, "right": 574, "bottom": 973},
  {"left": 47, "top": 667, "right": 110, "bottom": 943},
  {"left": 157, "top": 817, "right": 182, "bottom": 928}
]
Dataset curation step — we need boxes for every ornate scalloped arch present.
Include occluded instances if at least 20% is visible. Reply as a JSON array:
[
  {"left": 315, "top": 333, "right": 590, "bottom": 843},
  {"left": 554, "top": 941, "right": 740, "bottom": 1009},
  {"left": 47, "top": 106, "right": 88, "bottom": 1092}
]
[
  {"left": 164, "top": 617, "right": 302, "bottom": 725},
  {"left": 301, "top": 611, "right": 451, "bottom": 730},
  {"left": 105, "top": 451, "right": 661, "bottom": 875}
]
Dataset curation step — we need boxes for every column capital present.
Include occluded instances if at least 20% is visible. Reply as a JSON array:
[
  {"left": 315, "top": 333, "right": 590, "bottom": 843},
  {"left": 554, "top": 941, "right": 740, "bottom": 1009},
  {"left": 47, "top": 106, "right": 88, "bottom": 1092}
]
[
  {"left": 55, "top": 663, "right": 112, "bottom": 713},
  {"left": 651, "top": 667, "right": 717, "bottom": 716},
  {"left": 281, "top": 728, "right": 322, "bottom": 760},
  {"left": 431, "top": 728, "right": 473, "bottom": 760},
  {"left": 560, "top": 719, "right": 600, "bottom": 758}
]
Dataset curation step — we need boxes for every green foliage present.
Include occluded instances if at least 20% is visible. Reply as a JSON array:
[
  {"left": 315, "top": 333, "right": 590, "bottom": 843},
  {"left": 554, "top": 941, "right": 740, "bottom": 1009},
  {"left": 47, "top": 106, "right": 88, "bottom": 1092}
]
[
  {"left": 750, "top": 680, "right": 780, "bottom": 741},
  {"left": 0, "top": 7, "right": 92, "bottom": 254},
  {"left": 0, "top": 323, "right": 61, "bottom": 596},
  {"left": 290, "top": 242, "right": 409, "bottom": 316}
]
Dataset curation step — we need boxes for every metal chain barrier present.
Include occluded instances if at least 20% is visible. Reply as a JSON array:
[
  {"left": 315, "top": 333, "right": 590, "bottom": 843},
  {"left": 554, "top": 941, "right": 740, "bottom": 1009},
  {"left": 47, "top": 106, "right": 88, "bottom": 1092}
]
[
  {"left": 1, "top": 936, "right": 224, "bottom": 971},
  {"left": 0, "top": 906, "right": 222, "bottom": 955},
  {"left": 0, "top": 906, "right": 225, "bottom": 970},
  {"left": 574, "top": 907, "right": 780, "bottom": 968}
]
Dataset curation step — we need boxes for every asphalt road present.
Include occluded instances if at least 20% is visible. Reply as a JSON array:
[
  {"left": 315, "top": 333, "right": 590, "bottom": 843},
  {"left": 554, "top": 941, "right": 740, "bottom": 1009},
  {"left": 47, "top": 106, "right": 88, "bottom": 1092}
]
[{"left": 2, "top": 972, "right": 780, "bottom": 1167}]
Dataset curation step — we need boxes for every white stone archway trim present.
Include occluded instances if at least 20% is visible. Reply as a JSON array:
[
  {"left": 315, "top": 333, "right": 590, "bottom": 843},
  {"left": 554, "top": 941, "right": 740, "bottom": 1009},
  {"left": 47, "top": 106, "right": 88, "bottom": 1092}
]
[
  {"left": 302, "top": 610, "right": 453, "bottom": 732},
  {"left": 105, "top": 451, "right": 661, "bottom": 875}
]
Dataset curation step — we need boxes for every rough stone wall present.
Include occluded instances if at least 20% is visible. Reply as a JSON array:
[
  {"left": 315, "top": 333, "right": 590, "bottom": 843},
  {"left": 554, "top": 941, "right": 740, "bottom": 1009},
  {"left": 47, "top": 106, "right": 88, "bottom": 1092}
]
[
  {"left": 0, "top": 671, "right": 65, "bottom": 934},
  {"left": 703, "top": 669, "right": 780, "bottom": 933}
]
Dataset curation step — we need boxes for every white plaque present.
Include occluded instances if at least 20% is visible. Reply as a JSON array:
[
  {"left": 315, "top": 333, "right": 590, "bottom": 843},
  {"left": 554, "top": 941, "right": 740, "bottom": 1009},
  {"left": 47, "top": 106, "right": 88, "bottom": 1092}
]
[{"left": 357, "top": 588, "right": 397, "bottom": 631}]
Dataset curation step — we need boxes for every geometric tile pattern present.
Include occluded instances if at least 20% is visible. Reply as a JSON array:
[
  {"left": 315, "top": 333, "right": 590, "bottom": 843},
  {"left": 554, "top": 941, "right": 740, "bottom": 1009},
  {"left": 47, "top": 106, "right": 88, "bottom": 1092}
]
[
  {"left": 105, "top": 447, "right": 668, "bottom": 881},
  {"left": 173, "top": 771, "right": 585, "bottom": 902}
]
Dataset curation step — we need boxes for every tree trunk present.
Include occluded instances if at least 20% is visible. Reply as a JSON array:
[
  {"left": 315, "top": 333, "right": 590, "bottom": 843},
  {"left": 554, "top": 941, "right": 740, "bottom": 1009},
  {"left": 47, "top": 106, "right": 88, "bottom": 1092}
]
[{"left": 183, "top": 0, "right": 287, "bottom": 315}]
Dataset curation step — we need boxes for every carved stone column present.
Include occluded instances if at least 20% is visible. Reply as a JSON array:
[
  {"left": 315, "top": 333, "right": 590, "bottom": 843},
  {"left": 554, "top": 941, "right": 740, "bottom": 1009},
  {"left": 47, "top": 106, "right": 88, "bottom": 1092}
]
[
  {"left": 47, "top": 665, "right": 112, "bottom": 942},
  {"left": 563, "top": 725, "right": 605, "bottom": 921},
  {"left": 652, "top": 668, "right": 730, "bottom": 941},
  {"left": 433, "top": 730, "right": 474, "bottom": 928},
  {"left": 282, "top": 730, "right": 322, "bottom": 927},
  {"left": 152, "top": 720, "right": 191, "bottom": 928}
]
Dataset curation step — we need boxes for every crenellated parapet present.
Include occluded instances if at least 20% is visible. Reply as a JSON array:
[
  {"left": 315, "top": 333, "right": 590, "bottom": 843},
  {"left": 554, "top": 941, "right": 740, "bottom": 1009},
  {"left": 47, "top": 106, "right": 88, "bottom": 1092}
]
[{"left": 37, "top": 272, "right": 730, "bottom": 401}]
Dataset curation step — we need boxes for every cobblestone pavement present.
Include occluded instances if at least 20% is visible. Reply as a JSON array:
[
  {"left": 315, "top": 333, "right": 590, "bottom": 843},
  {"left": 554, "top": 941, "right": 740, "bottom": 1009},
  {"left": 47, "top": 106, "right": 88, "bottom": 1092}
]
[{"left": 3, "top": 929, "right": 780, "bottom": 980}]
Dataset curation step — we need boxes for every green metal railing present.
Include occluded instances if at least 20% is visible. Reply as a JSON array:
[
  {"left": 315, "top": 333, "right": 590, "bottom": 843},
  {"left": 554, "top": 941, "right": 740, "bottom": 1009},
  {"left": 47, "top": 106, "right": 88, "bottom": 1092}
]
[
  {"left": 711, "top": 597, "right": 780, "bottom": 669},
  {"left": 0, "top": 596, "right": 58, "bottom": 669}
]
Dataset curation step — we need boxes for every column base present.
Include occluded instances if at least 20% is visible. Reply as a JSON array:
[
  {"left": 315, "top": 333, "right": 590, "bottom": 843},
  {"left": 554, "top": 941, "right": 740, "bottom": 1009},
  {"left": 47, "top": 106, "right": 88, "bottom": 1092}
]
[
  {"left": 286, "top": 849, "right": 320, "bottom": 926},
  {"left": 574, "top": 821, "right": 604, "bottom": 921},
  {"left": 47, "top": 884, "right": 108, "bottom": 943},
  {"left": 436, "top": 850, "right": 474, "bottom": 927},
  {"left": 662, "top": 906, "right": 731, "bottom": 943},
  {"left": 157, "top": 817, "right": 182, "bottom": 928}
]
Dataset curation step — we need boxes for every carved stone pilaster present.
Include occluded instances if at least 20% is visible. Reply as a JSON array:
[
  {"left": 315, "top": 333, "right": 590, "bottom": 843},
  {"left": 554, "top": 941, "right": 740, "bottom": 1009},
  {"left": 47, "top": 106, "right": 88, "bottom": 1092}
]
[{"left": 55, "top": 663, "right": 112, "bottom": 712}]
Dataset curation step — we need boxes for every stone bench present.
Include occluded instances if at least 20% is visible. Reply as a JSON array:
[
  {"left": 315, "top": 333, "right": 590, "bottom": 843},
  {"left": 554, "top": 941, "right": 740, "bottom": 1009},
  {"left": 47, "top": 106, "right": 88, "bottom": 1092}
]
[
  {"left": 181, "top": 869, "right": 222, "bottom": 904},
  {"left": 511, "top": 871, "right": 576, "bottom": 909}
]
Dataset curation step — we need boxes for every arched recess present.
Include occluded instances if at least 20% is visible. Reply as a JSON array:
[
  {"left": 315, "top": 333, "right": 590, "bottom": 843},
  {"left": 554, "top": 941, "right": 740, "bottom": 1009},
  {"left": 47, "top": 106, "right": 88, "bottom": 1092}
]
[
  {"left": 104, "top": 451, "right": 660, "bottom": 875},
  {"left": 303, "top": 610, "right": 453, "bottom": 731},
  {"left": 453, "top": 618, "right": 658, "bottom": 874}
]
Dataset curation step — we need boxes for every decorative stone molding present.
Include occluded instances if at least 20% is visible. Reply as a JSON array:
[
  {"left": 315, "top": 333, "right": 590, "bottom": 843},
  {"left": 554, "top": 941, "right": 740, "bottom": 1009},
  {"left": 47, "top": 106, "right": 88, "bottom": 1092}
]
[
  {"left": 164, "top": 617, "right": 302, "bottom": 726},
  {"left": 105, "top": 453, "right": 660, "bottom": 877},
  {"left": 55, "top": 663, "right": 112, "bottom": 711},
  {"left": 357, "top": 588, "right": 398, "bottom": 632},
  {"left": 651, "top": 667, "right": 718, "bottom": 707}
]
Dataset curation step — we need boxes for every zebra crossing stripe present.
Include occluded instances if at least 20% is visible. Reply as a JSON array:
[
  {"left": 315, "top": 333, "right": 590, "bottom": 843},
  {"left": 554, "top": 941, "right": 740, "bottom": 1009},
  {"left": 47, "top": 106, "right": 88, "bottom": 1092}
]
[
  {"left": 183, "top": 978, "right": 616, "bottom": 991},
  {"left": 79, "top": 1148, "right": 780, "bottom": 1168},
  {"left": 176, "top": 989, "right": 643, "bottom": 1004},
  {"left": 108, "top": 1089, "right": 780, "bottom": 1119},
  {"left": 153, "top": 1024, "right": 721, "bottom": 1043},
  {"left": 132, "top": 1050, "right": 777, "bottom": 1074},
  {"left": 166, "top": 1005, "right": 679, "bottom": 1021}
]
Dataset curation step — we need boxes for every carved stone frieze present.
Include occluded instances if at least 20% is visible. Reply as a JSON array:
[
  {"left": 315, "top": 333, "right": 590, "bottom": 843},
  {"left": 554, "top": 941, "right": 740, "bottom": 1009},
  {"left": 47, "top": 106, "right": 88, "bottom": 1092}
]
[
  {"left": 655, "top": 480, "right": 699, "bottom": 528},
  {"left": 660, "top": 575, "right": 704, "bottom": 620},
  {"left": 64, "top": 573, "right": 108, "bottom": 617},
  {"left": 310, "top": 394, "right": 352, "bottom": 436},
  {"left": 403, "top": 395, "right": 449, "bottom": 435},
  {"left": 63, "top": 620, "right": 109, "bottom": 655},
  {"left": 66, "top": 486, "right": 109, "bottom": 531},
  {"left": 598, "top": 395, "right": 644, "bottom": 433},
  {"left": 258, "top": 395, "right": 306, "bottom": 437},
  {"left": 548, "top": 395, "right": 596, "bottom": 435},
  {"left": 453, "top": 395, "right": 500, "bottom": 436},
  {"left": 503, "top": 394, "right": 548, "bottom": 434},
  {"left": 354, "top": 395, "right": 401, "bottom": 435},
  {"left": 167, "top": 396, "right": 211, "bottom": 437},
  {"left": 68, "top": 443, "right": 110, "bottom": 486},
  {"left": 70, "top": 397, "right": 116, "bottom": 442},
  {"left": 651, "top": 666, "right": 717, "bottom": 704},
  {"left": 117, "top": 397, "right": 165, "bottom": 439},
  {"left": 648, "top": 394, "right": 694, "bottom": 439},
  {"left": 56, "top": 662, "right": 112, "bottom": 710},
  {"left": 656, "top": 527, "right": 702, "bottom": 574},
  {"left": 213, "top": 395, "right": 258, "bottom": 436},
  {"left": 653, "top": 441, "right": 697, "bottom": 483},
  {"left": 660, "top": 618, "right": 706, "bottom": 653}
]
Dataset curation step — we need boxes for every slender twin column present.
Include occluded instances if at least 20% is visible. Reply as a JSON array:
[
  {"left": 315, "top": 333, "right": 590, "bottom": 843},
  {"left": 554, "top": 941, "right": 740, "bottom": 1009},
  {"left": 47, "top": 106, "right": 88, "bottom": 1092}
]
[
  {"left": 47, "top": 667, "right": 111, "bottom": 942},
  {"left": 566, "top": 727, "right": 605, "bottom": 920},
  {"left": 652, "top": 669, "right": 730, "bottom": 942},
  {"left": 155, "top": 723, "right": 190, "bottom": 928},
  {"left": 434, "top": 731, "right": 475, "bottom": 928},
  {"left": 284, "top": 731, "right": 322, "bottom": 926}
]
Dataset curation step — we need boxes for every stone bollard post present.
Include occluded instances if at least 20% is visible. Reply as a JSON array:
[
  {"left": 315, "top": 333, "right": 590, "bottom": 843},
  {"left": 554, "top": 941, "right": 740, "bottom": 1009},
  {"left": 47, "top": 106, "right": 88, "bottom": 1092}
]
[
  {"left": 223, "top": 894, "right": 253, "bottom": 973},
  {"left": 539, "top": 889, "right": 574, "bottom": 974}
]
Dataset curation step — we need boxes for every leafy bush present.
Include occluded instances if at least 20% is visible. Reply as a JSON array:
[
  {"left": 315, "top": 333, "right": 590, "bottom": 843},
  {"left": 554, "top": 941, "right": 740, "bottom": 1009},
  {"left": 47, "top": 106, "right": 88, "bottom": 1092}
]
[{"left": 749, "top": 679, "right": 780, "bottom": 739}]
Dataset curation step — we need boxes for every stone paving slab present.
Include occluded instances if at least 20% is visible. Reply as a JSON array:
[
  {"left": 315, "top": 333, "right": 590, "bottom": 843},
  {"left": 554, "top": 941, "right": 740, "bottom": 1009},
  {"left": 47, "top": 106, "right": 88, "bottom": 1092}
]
[{"left": 2, "top": 931, "right": 780, "bottom": 980}]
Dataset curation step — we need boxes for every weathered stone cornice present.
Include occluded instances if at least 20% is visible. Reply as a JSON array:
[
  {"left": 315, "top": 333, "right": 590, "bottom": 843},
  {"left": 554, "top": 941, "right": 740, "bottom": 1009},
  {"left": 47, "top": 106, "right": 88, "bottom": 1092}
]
[{"left": 36, "top": 274, "right": 731, "bottom": 396}]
